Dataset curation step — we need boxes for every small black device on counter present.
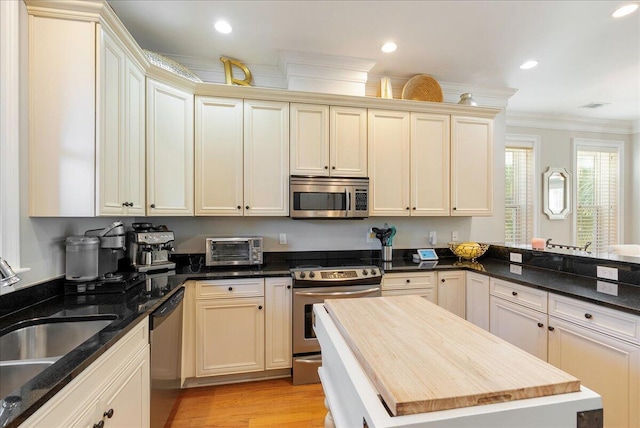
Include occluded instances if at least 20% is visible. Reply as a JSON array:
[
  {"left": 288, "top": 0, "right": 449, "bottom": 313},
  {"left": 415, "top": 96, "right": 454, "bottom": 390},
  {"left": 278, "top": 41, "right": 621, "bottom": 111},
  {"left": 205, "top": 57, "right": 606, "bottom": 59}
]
[{"left": 64, "top": 272, "right": 146, "bottom": 295}]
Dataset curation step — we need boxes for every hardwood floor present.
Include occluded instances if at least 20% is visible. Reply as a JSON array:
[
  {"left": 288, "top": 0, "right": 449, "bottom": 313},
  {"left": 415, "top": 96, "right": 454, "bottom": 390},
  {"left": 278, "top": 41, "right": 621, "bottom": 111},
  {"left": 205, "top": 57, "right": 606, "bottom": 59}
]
[{"left": 167, "top": 378, "right": 327, "bottom": 427}]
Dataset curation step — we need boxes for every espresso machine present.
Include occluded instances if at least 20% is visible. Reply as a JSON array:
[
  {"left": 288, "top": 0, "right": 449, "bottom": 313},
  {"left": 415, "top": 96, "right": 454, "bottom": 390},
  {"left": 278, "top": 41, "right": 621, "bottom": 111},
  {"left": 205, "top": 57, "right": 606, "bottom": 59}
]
[
  {"left": 127, "top": 223, "right": 176, "bottom": 273},
  {"left": 64, "top": 221, "right": 145, "bottom": 294}
]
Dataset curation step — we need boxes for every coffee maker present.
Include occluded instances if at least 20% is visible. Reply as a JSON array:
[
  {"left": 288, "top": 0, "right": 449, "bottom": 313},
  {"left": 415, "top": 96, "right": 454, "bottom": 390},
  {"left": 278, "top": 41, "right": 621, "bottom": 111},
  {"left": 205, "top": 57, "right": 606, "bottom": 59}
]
[
  {"left": 127, "top": 223, "right": 176, "bottom": 272},
  {"left": 65, "top": 221, "right": 146, "bottom": 294}
]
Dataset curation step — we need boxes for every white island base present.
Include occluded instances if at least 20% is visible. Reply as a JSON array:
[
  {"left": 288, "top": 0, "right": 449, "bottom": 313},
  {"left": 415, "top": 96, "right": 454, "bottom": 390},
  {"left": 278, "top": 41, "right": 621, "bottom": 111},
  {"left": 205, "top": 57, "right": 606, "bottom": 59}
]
[{"left": 314, "top": 300, "right": 603, "bottom": 428}]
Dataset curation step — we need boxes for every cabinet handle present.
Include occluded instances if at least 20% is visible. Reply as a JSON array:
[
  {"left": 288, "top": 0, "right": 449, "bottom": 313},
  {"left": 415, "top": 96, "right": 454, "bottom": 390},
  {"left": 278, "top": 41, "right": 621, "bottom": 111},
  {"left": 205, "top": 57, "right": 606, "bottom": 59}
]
[
  {"left": 512, "top": 291, "right": 518, "bottom": 296},
  {"left": 237, "top": 205, "right": 241, "bottom": 209},
  {"left": 287, "top": 285, "right": 291, "bottom": 289},
  {"left": 453, "top": 207, "right": 457, "bottom": 210},
  {"left": 406, "top": 207, "right": 410, "bottom": 210},
  {"left": 406, "top": 279, "right": 411, "bottom": 283},
  {"left": 228, "top": 287, "right": 233, "bottom": 291},
  {"left": 585, "top": 313, "right": 593, "bottom": 319},
  {"left": 122, "top": 202, "right": 127, "bottom": 207},
  {"left": 412, "top": 207, "right": 416, "bottom": 210},
  {"left": 104, "top": 409, "right": 114, "bottom": 419},
  {"left": 441, "top": 278, "right": 445, "bottom": 283},
  {"left": 246, "top": 206, "right": 249, "bottom": 210},
  {"left": 93, "top": 422, "right": 104, "bottom": 428},
  {"left": 548, "top": 326, "right": 555, "bottom": 331},
  {"left": 331, "top": 166, "right": 335, "bottom": 170},
  {"left": 324, "top": 166, "right": 328, "bottom": 169},
  {"left": 150, "top": 204, "right": 156, "bottom": 209},
  {"left": 258, "top": 305, "right": 263, "bottom": 310},
  {"left": 537, "top": 322, "right": 544, "bottom": 328}
]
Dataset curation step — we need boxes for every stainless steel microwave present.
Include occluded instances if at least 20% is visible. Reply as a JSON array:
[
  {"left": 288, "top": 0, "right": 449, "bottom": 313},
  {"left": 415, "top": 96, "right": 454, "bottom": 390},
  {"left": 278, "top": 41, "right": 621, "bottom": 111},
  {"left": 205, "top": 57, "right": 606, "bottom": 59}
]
[
  {"left": 290, "top": 176, "right": 369, "bottom": 219},
  {"left": 205, "top": 237, "right": 263, "bottom": 266}
]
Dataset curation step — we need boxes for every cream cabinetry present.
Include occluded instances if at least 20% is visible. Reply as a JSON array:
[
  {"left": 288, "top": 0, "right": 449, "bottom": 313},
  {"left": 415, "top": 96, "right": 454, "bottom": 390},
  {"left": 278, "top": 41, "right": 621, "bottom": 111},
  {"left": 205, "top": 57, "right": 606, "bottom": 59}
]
[
  {"left": 465, "top": 272, "right": 490, "bottom": 330},
  {"left": 243, "top": 100, "right": 290, "bottom": 216},
  {"left": 437, "top": 270, "right": 466, "bottom": 318},
  {"left": 290, "top": 104, "right": 367, "bottom": 177},
  {"left": 146, "top": 79, "right": 194, "bottom": 216},
  {"left": 97, "top": 28, "right": 146, "bottom": 216},
  {"left": 548, "top": 293, "right": 640, "bottom": 428},
  {"left": 194, "top": 98, "right": 289, "bottom": 216},
  {"left": 265, "top": 277, "right": 293, "bottom": 369},
  {"left": 21, "top": 319, "right": 150, "bottom": 428},
  {"left": 382, "top": 272, "right": 436, "bottom": 303},
  {"left": 489, "top": 278, "right": 548, "bottom": 361},
  {"left": 192, "top": 277, "right": 292, "bottom": 379},
  {"left": 450, "top": 116, "right": 493, "bottom": 216},
  {"left": 368, "top": 110, "right": 411, "bottom": 216}
]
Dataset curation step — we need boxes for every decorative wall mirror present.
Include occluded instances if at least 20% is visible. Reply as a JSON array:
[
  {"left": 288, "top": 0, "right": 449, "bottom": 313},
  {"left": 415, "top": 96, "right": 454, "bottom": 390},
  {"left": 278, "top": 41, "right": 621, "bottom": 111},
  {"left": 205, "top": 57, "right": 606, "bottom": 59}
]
[{"left": 543, "top": 167, "right": 571, "bottom": 219}]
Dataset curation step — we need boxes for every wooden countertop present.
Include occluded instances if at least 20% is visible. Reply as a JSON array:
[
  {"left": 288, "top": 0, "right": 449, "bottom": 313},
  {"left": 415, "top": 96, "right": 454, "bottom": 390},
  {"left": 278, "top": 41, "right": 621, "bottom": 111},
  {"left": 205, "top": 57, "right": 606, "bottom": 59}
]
[{"left": 324, "top": 296, "right": 580, "bottom": 417}]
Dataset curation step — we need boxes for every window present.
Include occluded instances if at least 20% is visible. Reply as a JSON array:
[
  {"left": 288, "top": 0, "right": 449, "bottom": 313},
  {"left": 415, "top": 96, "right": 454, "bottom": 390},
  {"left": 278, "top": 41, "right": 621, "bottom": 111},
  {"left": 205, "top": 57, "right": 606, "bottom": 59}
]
[
  {"left": 505, "top": 135, "right": 539, "bottom": 245},
  {"left": 574, "top": 139, "right": 623, "bottom": 252}
]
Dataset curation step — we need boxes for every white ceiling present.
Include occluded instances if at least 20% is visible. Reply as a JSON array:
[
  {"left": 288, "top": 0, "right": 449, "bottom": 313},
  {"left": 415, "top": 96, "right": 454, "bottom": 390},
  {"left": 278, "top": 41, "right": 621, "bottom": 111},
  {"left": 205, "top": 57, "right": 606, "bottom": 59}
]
[{"left": 107, "top": 0, "right": 640, "bottom": 122}]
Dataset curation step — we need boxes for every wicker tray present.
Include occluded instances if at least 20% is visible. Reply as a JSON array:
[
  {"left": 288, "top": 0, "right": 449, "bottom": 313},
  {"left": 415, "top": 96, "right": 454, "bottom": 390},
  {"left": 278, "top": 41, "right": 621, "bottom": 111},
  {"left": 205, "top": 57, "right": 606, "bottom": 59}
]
[{"left": 401, "top": 74, "right": 443, "bottom": 102}]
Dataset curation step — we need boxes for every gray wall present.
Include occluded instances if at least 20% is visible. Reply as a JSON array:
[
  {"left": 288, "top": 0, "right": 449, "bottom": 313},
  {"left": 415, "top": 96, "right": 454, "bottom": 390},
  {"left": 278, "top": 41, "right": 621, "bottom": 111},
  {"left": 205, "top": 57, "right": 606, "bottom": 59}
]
[{"left": 633, "top": 131, "right": 640, "bottom": 243}]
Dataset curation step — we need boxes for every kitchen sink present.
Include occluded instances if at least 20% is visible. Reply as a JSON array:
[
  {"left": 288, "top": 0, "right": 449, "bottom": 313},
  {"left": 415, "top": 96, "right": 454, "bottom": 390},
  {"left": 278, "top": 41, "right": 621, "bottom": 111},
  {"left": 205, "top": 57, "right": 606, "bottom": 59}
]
[
  {"left": 0, "top": 315, "right": 117, "bottom": 362},
  {"left": 0, "top": 360, "right": 57, "bottom": 398}
]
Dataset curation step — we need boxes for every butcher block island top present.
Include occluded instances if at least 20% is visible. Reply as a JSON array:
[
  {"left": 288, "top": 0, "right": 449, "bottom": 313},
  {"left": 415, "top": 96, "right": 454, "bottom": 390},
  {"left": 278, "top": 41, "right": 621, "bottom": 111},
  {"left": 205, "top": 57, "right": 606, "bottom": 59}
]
[{"left": 323, "top": 296, "right": 580, "bottom": 417}]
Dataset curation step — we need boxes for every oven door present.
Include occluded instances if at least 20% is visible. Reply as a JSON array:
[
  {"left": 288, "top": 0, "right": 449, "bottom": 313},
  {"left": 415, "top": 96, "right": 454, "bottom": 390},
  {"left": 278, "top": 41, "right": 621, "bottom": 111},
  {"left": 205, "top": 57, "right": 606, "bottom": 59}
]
[{"left": 292, "top": 284, "right": 381, "bottom": 355}]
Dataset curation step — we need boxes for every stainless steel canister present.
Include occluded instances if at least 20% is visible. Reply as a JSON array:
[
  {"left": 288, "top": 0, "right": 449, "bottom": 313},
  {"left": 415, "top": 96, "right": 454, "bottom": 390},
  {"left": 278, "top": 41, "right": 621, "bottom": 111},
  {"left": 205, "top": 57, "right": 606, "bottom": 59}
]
[{"left": 65, "top": 236, "right": 100, "bottom": 281}]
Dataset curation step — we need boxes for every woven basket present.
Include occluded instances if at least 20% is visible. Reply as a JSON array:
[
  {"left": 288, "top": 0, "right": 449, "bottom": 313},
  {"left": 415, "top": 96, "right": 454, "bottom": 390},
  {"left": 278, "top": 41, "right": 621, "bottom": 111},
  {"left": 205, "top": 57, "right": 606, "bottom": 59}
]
[{"left": 401, "top": 75, "right": 443, "bottom": 102}]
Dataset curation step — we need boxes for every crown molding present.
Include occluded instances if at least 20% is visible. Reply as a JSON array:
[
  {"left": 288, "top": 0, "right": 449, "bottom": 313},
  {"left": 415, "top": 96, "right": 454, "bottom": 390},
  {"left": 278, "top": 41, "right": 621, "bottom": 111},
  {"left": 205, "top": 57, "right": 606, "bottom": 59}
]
[{"left": 506, "top": 112, "right": 636, "bottom": 135}]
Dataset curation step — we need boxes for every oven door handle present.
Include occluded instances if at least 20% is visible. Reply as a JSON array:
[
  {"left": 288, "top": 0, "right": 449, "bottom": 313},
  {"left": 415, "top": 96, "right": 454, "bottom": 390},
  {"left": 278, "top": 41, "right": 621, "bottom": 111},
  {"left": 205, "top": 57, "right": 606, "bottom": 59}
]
[{"left": 294, "top": 287, "right": 380, "bottom": 297}]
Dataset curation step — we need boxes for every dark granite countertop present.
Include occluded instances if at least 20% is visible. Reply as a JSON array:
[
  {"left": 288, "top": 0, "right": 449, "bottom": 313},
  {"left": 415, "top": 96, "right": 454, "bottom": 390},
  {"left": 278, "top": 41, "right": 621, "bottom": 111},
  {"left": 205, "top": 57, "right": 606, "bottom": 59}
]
[{"left": 1, "top": 247, "right": 638, "bottom": 427}]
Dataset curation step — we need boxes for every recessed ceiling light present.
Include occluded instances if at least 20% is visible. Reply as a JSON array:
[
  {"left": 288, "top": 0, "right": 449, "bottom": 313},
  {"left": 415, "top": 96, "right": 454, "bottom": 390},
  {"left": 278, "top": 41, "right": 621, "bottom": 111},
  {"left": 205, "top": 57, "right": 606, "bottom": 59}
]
[
  {"left": 612, "top": 3, "right": 639, "bottom": 17},
  {"left": 520, "top": 60, "right": 539, "bottom": 70},
  {"left": 381, "top": 42, "right": 397, "bottom": 53},
  {"left": 215, "top": 20, "right": 232, "bottom": 34}
]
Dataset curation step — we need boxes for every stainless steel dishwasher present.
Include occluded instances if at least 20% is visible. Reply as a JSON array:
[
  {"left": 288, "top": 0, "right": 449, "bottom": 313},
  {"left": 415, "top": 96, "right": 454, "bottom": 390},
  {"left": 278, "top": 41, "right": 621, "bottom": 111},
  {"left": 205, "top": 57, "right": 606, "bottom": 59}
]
[{"left": 149, "top": 286, "right": 184, "bottom": 428}]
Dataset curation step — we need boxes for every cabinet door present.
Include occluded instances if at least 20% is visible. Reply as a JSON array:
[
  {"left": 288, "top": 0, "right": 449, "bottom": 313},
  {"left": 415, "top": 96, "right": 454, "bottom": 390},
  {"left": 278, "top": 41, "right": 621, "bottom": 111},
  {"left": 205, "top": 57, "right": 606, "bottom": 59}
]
[
  {"left": 410, "top": 113, "right": 450, "bottom": 215},
  {"left": 244, "top": 100, "right": 289, "bottom": 216},
  {"left": 290, "top": 103, "right": 329, "bottom": 176},
  {"left": 450, "top": 116, "right": 493, "bottom": 216},
  {"left": 367, "top": 109, "right": 410, "bottom": 216},
  {"left": 437, "top": 271, "right": 466, "bottom": 318},
  {"left": 97, "top": 28, "right": 125, "bottom": 216},
  {"left": 195, "top": 97, "right": 244, "bottom": 215},
  {"left": 196, "top": 297, "right": 265, "bottom": 376},
  {"left": 330, "top": 106, "right": 367, "bottom": 177},
  {"left": 490, "top": 296, "right": 548, "bottom": 361},
  {"left": 123, "top": 57, "right": 146, "bottom": 215},
  {"left": 100, "top": 346, "right": 150, "bottom": 428},
  {"left": 146, "top": 79, "right": 194, "bottom": 216},
  {"left": 466, "top": 272, "right": 489, "bottom": 331},
  {"left": 381, "top": 288, "right": 436, "bottom": 303},
  {"left": 548, "top": 317, "right": 640, "bottom": 428},
  {"left": 265, "top": 277, "right": 292, "bottom": 370}
]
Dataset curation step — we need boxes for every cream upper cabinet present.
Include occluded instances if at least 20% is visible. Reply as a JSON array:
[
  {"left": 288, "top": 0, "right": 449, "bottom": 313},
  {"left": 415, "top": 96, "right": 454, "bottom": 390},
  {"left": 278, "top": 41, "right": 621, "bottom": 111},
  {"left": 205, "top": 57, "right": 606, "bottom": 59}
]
[
  {"left": 146, "top": 79, "right": 194, "bottom": 216},
  {"left": 97, "top": 28, "right": 146, "bottom": 216},
  {"left": 465, "top": 272, "right": 490, "bottom": 330},
  {"left": 450, "top": 116, "right": 493, "bottom": 216},
  {"left": 410, "top": 113, "right": 451, "bottom": 215},
  {"left": 243, "top": 100, "right": 290, "bottom": 216},
  {"left": 195, "top": 97, "right": 244, "bottom": 216},
  {"left": 368, "top": 109, "right": 411, "bottom": 216},
  {"left": 437, "top": 270, "right": 466, "bottom": 317},
  {"left": 290, "top": 104, "right": 367, "bottom": 177}
]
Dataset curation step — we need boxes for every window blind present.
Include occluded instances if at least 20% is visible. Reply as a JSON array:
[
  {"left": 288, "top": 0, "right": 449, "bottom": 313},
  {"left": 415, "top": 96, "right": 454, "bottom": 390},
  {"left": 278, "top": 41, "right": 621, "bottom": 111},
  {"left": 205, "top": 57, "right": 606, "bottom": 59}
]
[
  {"left": 505, "top": 147, "right": 534, "bottom": 245},
  {"left": 576, "top": 150, "right": 618, "bottom": 252}
]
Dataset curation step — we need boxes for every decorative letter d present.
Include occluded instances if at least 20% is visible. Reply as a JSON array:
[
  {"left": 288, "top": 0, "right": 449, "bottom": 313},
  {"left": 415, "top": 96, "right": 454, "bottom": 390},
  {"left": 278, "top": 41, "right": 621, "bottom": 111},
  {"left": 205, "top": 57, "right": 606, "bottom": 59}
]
[{"left": 220, "top": 56, "right": 253, "bottom": 86}]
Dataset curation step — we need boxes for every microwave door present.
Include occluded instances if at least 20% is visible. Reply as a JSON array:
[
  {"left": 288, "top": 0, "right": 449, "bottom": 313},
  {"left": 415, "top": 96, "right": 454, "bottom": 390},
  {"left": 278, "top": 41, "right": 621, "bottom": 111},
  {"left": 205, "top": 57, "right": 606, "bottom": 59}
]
[{"left": 292, "top": 184, "right": 348, "bottom": 218}]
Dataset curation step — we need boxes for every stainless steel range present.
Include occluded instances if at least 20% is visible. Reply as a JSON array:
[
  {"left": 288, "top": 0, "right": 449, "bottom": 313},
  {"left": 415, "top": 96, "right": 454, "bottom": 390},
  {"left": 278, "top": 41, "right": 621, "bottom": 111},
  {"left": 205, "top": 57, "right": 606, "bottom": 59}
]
[{"left": 291, "top": 265, "right": 382, "bottom": 385}]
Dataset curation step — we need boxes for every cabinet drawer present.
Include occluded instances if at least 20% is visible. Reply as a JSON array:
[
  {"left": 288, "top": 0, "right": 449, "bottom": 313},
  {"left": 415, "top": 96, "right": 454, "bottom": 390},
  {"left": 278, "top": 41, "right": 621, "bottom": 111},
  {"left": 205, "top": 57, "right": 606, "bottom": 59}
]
[
  {"left": 196, "top": 278, "right": 264, "bottom": 299},
  {"left": 490, "top": 278, "right": 547, "bottom": 312},
  {"left": 382, "top": 288, "right": 436, "bottom": 303},
  {"left": 382, "top": 273, "right": 435, "bottom": 290},
  {"left": 549, "top": 293, "right": 640, "bottom": 345}
]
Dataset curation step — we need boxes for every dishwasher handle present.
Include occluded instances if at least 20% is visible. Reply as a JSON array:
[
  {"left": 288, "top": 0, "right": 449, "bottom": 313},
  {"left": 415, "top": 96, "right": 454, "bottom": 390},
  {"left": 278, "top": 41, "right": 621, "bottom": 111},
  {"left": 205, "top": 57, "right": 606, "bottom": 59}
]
[{"left": 150, "top": 287, "right": 184, "bottom": 330}]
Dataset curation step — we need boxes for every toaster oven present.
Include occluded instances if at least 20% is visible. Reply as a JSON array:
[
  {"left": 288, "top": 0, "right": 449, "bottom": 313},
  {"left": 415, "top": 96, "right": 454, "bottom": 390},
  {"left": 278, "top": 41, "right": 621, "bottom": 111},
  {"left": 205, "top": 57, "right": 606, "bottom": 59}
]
[{"left": 205, "top": 237, "right": 263, "bottom": 266}]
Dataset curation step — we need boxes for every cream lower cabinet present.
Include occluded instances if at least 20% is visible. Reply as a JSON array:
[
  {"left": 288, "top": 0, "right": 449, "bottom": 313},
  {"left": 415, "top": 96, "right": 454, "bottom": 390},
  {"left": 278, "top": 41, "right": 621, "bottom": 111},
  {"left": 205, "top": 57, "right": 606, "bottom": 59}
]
[
  {"left": 194, "top": 277, "right": 292, "bottom": 378},
  {"left": 450, "top": 116, "right": 493, "bottom": 216},
  {"left": 381, "top": 272, "right": 436, "bottom": 303},
  {"left": 22, "top": 319, "right": 150, "bottom": 428},
  {"left": 548, "top": 293, "right": 640, "bottom": 428},
  {"left": 437, "top": 270, "right": 466, "bottom": 318},
  {"left": 465, "top": 272, "right": 490, "bottom": 330},
  {"left": 290, "top": 104, "right": 367, "bottom": 177},
  {"left": 146, "top": 78, "right": 194, "bottom": 216}
]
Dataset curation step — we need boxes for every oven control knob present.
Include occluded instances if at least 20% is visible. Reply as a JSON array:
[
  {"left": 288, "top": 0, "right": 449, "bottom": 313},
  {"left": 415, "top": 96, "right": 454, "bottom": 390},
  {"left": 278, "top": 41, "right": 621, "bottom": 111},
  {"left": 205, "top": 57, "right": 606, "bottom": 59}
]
[
  {"left": 299, "top": 272, "right": 306, "bottom": 279},
  {"left": 362, "top": 269, "right": 368, "bottom": 275},
  {"left": 371, "top": 269, "right": 377, "bottom": 275},
  {"left": 309, "top": 271, "right": 315, "bottom": 278}
]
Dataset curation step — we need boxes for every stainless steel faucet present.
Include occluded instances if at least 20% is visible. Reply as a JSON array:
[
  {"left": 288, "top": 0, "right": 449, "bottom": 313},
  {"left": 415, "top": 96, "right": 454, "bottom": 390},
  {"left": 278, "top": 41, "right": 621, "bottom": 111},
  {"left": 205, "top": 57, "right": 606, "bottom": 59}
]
[{"left": 0, "top": 257, "right": 21, "bottom": 287}]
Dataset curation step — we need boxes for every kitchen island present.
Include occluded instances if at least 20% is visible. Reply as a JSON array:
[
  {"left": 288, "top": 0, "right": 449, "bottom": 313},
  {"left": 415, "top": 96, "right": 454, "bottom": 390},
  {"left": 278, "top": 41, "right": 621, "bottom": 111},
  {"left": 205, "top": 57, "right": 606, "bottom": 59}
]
[{"left": 314, "top": 296, "right": 603, "bottom": 428}]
